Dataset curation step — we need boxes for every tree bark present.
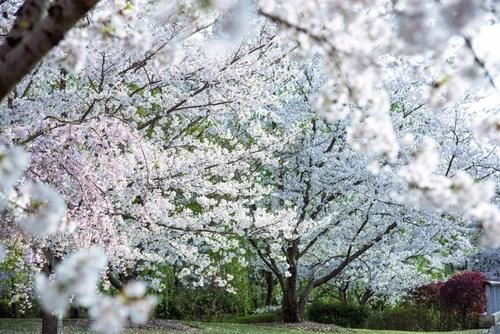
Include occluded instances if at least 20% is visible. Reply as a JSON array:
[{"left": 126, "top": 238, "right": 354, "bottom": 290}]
[
  {"left": 281, "top": 243, "right": 302, "bottom": 322},
  {"left": 282, "top": 278, "right": 301, "bottom": 322},
  {"left": 41, "top": 250, "right": 64, "bottom": 334},
  {"left": 339, "top": 287, "right": 348, "bottom": 305},
  {"left": 41, "top": 311, "right": 63, "bottom": 334},
  {"left": 0, "top": 0, "right": 99, "bottom": 101},
  {"left": 10, "top": 279, "right": 17, "bottom": 317},
  {"left": 68, "top": 306, "right": 81, "bottom": 319},
  {"left": 265, "top": 271, "right": 274, "bottom": 306},
  {"left": 0, "top": 0, "right": 48, "bottom": 60},
  {"left": 298, "top": 281, "right": 314, "bottom": 321}
]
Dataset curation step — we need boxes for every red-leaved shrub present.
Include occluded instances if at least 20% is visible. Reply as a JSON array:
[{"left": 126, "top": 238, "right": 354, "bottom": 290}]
[
  {"left": 410, "top": 271, "right": 486, "bottom": 330},
  {"left": 412, "top": 281, "right": 443, "bottom": 308},
  {"left": 439, "top": 271, "right": 485, "bottom": 328}
]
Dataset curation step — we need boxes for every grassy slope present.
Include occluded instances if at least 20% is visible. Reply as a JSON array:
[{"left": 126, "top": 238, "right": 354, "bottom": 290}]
[
  {"left": 353, "top": 329, "right": 485, "bottom": 334},
  {"left": 195, "top": 323, "right": 486, "bottom": 334},
  {"left": 0, "top": 319, "right": 487, "bottom": 334},
  {"left": 192, "top": 322, "right": 338, "bottom": 333}
]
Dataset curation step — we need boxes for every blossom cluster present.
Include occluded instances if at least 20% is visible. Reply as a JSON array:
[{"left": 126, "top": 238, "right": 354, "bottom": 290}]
[
  {"left": 0, "top": 145, "right": 155, "bottom": 333},
  {"left": 399, "top": 137, "right": 500, "bottom": 246}
]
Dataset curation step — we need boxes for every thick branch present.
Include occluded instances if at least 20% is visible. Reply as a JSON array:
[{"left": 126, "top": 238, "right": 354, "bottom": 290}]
[
  {"left": 107, "top": 269, "right": 124, "bottom": 291},
  {"left": 463, "top": 35, "right": 498, "bottom": 91},
  {"left": 0, "top": 0, "right": 48, "bottom": 60},
  {"left": 298, "top": 222, "right": 397, "bottom": 311},
  {"left": 0, "top": 0, "right": 99, "bottom": 100},
  {"left": 248, "top": 238, "right": 283, "bottom": 283},
  {"left": 312, "top": 222, "right": 397, "bottom": 289}
]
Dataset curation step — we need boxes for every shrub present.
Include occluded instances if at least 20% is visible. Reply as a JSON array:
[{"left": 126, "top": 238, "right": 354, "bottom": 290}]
[
  {"left": 0, "top": 298, "right": 12, "bottom": 317},
  {"left": 364, "top": 305, "right": 439, "bottom": 331},
  {"left": 439, "top": 271, "right": 485, "bottom": 329},
  {"left": 411, "top": 281, "right": 443, "bottom": 308},
  {"left": 406, "top": 271, "right": 486, "bottom": 330},
  {"left": 307, "top": 302, "right": 368, "bottom": 327}
]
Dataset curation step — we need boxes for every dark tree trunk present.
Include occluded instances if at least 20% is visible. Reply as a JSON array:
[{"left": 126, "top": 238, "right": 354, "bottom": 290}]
[
  {"left": 339, "top": 287, "right": 348, "bottom": 305},
  {"left": 41, "top": 250, "right": 63, "bottom": 334},
  {"left": 298, "top": 281, "right": 314, "bottom": 322},
  {"left": 10, "top": 302, "right": 16, "bottom": 318},
  {"left": 10, "top": 279, "right": 16, "bottom": 317},
  {"left": 41, "top": 311, "right": 62, "bottom": 334},
  {"left": 68, "top": 306, "right": 81, "bottom": 319},
  {"left": 265, "top": 271, "right": 274, "bottom": 306},
  {"left": 281, "top": 243, "right": 302, "bottom": 322},
  {"left": 282, "top": 279, "right": 301, "bottom": 322}
]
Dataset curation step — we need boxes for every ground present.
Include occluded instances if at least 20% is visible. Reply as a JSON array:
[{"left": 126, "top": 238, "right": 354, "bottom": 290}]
[{"left": 0, "top": 319, "right": 488, "bottom": 334}]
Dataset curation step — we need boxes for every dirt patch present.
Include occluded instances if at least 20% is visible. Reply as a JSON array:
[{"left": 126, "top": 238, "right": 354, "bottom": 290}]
[
  {"left": 64, "top": 319, "right": 196, "bottom": 331},
  {"left": 262, "top": 321, "right": 351, "bottom": 332}
]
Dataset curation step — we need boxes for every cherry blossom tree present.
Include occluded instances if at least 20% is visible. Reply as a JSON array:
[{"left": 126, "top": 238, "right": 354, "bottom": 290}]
[
  {"left": 0, "top": 4, "right": 292, "bottom": 331},
  {"left": 234, "top": 62, "right": 493, "bottom": 321}
]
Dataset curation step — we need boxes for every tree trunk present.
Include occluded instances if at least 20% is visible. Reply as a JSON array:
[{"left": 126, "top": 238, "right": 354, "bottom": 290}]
[
  {"left": 42, "top": 311, "right": 63, "bottom": 334},
  {"left": 298, "top": 281, "right": 315, "bottom": 322},
  {"left": 265, "top": 271, "right": 274, "bottom": 306},
  {"left": 68, "top": 306, "right": 81, "bottom": 319},
  {"left": 10, "top": 301, "right": 16, "bottom": 318},
  {"left": 339, "top": 287, "right": 348, "bottom": 305},
  {"left": 281, "top": 242, "right": 303, "bottom": 322},
  {"left": 41, "top": 250, "right": 63, "bottom": 334},
  {"left": 282, "top": 282, "right": 301, "bottom": 322},
  {"left": 10, "top": 278, "right": 16, "bottom": 317},
  {"left": 281, "top": 258, "right": 303, "bottom": 322}
]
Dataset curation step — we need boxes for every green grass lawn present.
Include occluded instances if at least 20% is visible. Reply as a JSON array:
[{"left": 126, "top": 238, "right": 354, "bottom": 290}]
[
  {"left": 193, "top": 324, "right": 485, "bottom": 334},
  {"left": 0, "top": 319, "right": 488, "bottom": 334},
  {"left": 191, "top": 322, "right": 342, "bottom": 333},
  {"left": 353, "top": 330, "right": 485, "bottom": 334}
]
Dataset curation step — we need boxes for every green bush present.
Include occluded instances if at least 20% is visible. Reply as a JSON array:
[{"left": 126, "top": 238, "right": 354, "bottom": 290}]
[
  {"left": 0, "top": 298, "right": 12, "bottom": 317},
  {"left": 307, "top": 302, "right": 368, "bottom": 327},
  {"left": 364, "top": 305, "right": 440, "bottom": 331}
]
